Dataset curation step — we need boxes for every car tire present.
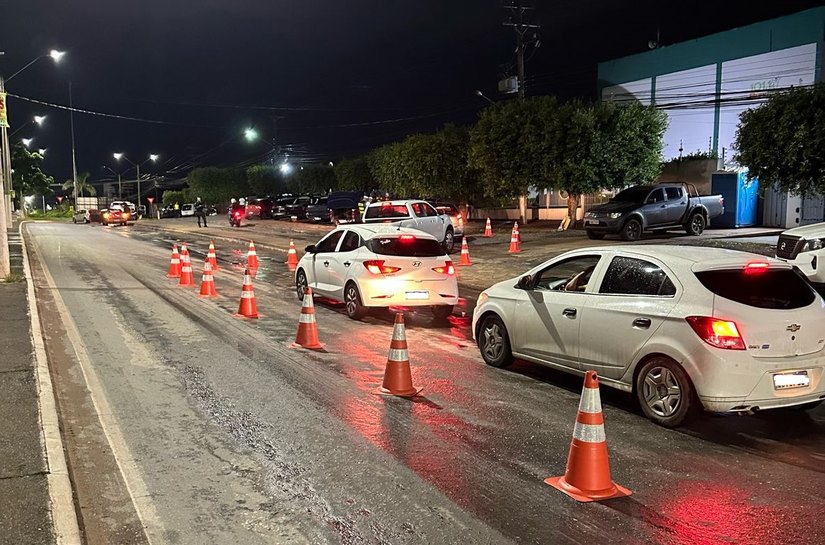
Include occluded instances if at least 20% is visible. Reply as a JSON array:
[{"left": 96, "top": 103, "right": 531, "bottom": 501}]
[
  {"left": 72, "top": 218, "right": 77, "bottom": 224},
  {"left": 295, "top": 269, "right": 308, "bottom": 301},
  {"left": 586, "top": 230, "right": 605, "bottom": 240},
  {"left": 620, "top": 218, "right": 642, "bottom": 241},
  {"left": 344, "top": 282, "right": 366, "bottom": 320},
  {"left": 84, "top": 218, "right": 89, "bottom": 224},
  {"left": 684, "top": 211, "right": 706, "bottom": 236},
  {"left": 432, "top": 305, "right": 453, "bottom": 319},
  {"left": 635, "top": 357, "right": 698, "bottom": 428},
  {"left": 442, "top": 228, "right": 455, "bottom": 254},
  {"left": 477, "top": 314, "right": 514, "bottom": 368}
]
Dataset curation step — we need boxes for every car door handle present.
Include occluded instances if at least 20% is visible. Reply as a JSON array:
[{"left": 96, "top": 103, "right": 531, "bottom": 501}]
[
  {"left": 633, "top": 318, "right": 652, "bottom": 329},
  {"left": 343, "top": 261, "right": 351, "bottom": 267},
  {"left": 562, "top": 308, "right": 577, "bottom": 318},
  {"left": 323, "top": 261, "right": 329, "bottom": 267}
]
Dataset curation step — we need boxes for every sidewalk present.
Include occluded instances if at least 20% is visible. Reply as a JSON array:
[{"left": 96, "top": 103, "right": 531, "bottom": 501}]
[{"left": 0, "top": 223, "right": 54, "bottom": 545}]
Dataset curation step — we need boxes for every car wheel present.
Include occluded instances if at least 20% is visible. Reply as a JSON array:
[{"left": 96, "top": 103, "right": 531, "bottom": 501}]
[
  {"left": 620, "top": 218, "right": 642, "bottom": 241},
  {"left": 442, "top": 228, "right": 455, "bottom": 254},
  {"left": 295, "top": 269, "right": 308, "bottom": 301},
  {"left": 477, "top": 314, "right": 514, "bottom": 368},
  {"left": 72, "top": 218, "right": 77, "bottom": 224},
  {"left": 586, "top": 230, "right": 605, "bottom": 240},
  {"left": 84, "top": 218, "right": 89, "bottom": 224},
  {"left": 635, "top": 357, "right": 697, "bottom": 428},
  {"left": 432, "top": 305, "right": 453, "bottom": 319},
  {"left": 685, "top": 212, "right": 706, "bottom": 236},
  {"left": 344, "top": 282, "right": 366, "bottom": 320}
]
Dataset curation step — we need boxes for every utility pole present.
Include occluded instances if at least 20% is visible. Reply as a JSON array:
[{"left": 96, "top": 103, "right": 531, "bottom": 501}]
[
  {"left": 0, "top": 77, "right": 13, "bottom": 230},
  {"left": 502, "top": 1, "right": 540, "bottom": 101},
  {"left": 0, "top": 78, "right": 10, "bottom": 276},
  {"left": 69, "top": 82, "right": 78, "bottom": 207}
]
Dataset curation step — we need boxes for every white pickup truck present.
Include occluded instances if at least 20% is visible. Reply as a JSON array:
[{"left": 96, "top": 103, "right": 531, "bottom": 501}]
[
  {"left": 362, "top": 199, "right": 456, "bottom": 253},
  {"left": 775, "top": 222, "right": 825, "bottom": 287}
]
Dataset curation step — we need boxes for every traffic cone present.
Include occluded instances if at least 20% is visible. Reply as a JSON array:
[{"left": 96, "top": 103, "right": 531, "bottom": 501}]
[
  {"left": 378, "top": 313, "right": 422, "bottom": 398},
  {"left": 206, "top": 240, "right": 219, "bottom": 270},
  {"left": 166, "top": 243, "right": 181, "bottom": 278},
  {"left": 286, "top": 239, "right": 299, "bottom": 266},
  {"left": 247, "top": 240, "right": 260, "bottom": 269},
  {"left": 458, "top": 237, "right": 472, "bottom": 266},
  {"left": 483, "top": 217, "right": 493, "bottom": 237},
  {"left": 235, "top": 269, "right": 258, "bottom": 318},
  {"left": 178, "top": 244, "right": 195, "bottom": 286},
  {"left": 508, "top": 225, "right": 520, "bottom": 254},
  {"left": 514, "top": 221, "right": 522, "bottom": 243},
  {"left": 292, "top": 287, "right": 324, "bottom": 349},
  {"left": 198, "top": 259, "right": 218, "bottom": 298},
  {"left": 545, "top": 371, "right": 631, "bottom": 502}
]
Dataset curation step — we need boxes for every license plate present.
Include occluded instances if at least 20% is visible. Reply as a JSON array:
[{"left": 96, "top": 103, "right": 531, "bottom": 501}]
[
  {"left": 405, "top": 291, "right": 429, "bottom": 300},
  {"left": 585, "top": 219, "right": 600, "bottom": 226},
  {"left": 773, "top": 371, "right": 810, "bottom": 390}
]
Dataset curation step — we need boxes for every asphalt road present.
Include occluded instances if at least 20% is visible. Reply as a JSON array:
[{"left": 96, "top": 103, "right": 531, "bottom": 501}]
[{"left": 26, "top": 220, "right": 825, "bottom": 545}]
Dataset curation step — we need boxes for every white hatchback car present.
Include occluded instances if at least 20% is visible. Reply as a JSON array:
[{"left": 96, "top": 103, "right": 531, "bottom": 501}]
[
  {"left": 472, "top": 245, "right": 825, "bottom": 427},
  {"left": 295, "top": 224, "right": 459, "bottom": 320}
]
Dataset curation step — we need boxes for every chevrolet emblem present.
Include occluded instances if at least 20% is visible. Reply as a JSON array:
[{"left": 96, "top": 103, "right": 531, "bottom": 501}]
[{"left": 786, "top": 324, "right": 801, "bottom": 332}]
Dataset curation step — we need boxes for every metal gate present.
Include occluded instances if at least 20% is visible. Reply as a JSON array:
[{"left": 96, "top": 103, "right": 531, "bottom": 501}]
[{"left": 801, "top": 195, "right": 825, "bottom": 225}]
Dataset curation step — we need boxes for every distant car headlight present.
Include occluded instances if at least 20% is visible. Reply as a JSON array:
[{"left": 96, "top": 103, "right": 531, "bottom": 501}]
[
  {"left": 608, "top": 212, "right": 623, "bottom": 219},
  {"left": 804, "top": 238, "right": 824, "bottom": 252}
]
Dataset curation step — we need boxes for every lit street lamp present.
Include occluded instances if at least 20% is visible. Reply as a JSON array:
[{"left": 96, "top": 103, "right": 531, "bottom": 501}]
[
  {"left": 37, "top": 148, "right": 46, "bottom": 156},
  {"left": 475, "top": 89, "right": 497, "bottom": 106},
  {"left": 21, "top": 138, "right": 33, "bottom": 147},
  {"left": 114, "top": 153, "right": 159, "bottom": 212},
  {"left": 4, "top": 49, "right": 65, "bottom": 82}
]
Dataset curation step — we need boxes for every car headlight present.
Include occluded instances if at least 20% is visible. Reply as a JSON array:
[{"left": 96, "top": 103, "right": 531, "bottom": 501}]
[
  {"left": 608, "top": 212, "right": 623, "bottom": 219},
  {"left": 804, "top": 238, "right": 824, "bottom": 252},
  {"left": 477, "top": 292, "right": 489, "bottom": 306}
]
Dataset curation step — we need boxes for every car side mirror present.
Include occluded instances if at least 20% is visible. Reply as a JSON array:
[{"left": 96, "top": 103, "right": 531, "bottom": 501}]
[
  {"left": 305, "top": 245, "right": 317, "bottom": 254},
  {"left": 515, "top": 274, "right": 534, "bottom": 290}
]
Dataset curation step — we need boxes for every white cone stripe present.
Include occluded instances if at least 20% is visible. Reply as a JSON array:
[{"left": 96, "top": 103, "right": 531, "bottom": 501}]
[
  {"left": 392, "top": 323, "right": 406, "bottom": 341},
  {"left": 573, "top": 422, "right": 606, "bottom": 443},
  {"left": 240, "top": 291, "right": 255, "bottom": 299},
  {"left": 299, "top": 313, "right": 316, "bottom": 324},
  {"left": 243, "top": 278, "right": 253, "bottom": 286},
  {"left": 578, "top": 387, "right": 602, "bottom": 414},
  {"left": 387, "top": 348, "right": 409, "bottom": 362},
  {"left": 302, "top": 295, "right": 314, "bottom": 308},
  {"left": 202, "top": 275, "right": 214, "bottom": 281}
]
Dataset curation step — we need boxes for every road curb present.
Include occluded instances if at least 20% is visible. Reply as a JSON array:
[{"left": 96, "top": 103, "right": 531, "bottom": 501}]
[{"left": 19, "top": 221, "right": 83, "bottom": 545}]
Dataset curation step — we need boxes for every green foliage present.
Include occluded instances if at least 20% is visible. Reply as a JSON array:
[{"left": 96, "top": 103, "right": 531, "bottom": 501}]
[
  {"left": 161, "top": 189, "right": 190, "bottom": 205},
  {"left": 246, "top": 164, "right": 285, "bottom": 196},
  {"left": 734, "top": 84, "right": 825, "bottom": 196},
  {"left": 186, "top": 167, "right": 248, "bottom": 203},
  {"left": 334, "top": 156, "right": 374, "bottom": 192},
  {"left": 28, "top": 207, "right": 73, "bottom": 219},
  {"left": 293, "top": 164, "right": 337, "bottom": 194},
  {"left": 11, "top": 144, "right": 54, "bottom": 207},
  {"left": 62, "top": 172, "right": 96, "bottom": 197}
]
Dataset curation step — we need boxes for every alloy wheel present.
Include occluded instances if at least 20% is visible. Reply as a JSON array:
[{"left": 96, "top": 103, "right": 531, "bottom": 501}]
[{"left": 642, "top": 366, "right": 682, "bottom": 417}]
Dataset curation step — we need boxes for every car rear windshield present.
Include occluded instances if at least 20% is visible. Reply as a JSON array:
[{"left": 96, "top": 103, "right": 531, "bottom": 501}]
[
  {"left": 694, "top": 269, "right": 816, "bottom": 310},
  {"left": 364, "top": 205, "right": 409, "bottom": 219},
  {"left": 367, "top": 237, "right": 444, "bottom": 257}
]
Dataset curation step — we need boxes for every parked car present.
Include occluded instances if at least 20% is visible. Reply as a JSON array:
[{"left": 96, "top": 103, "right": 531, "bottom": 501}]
[
  {"left": 362, "top": 199, "right": 456, "bottom": 252},
  {"left": 245, "top": 196, "right": 275, "bottom": 219},
  {"left": 473, "top": 245, "right": 825, "bottom": 427},
  {"left": 295, "top": 225, "right": 458, "bottom": 320},
  {"left": 160, "top": 204, "right": 181, "bottom": 218},
  {"left": 111, "top": 200, "right": 137, "bottom": 217},
  {"left": 73, "top": 208, "right": 89, "bottom": 224},
  {"left": 584, "top": 183, "right": 725, "bottom": 241},
  {"left": 284, "top": 195, "right": 313, "bottom": 219},
  {"left": 271, "top": 196, "right": 296, "bottom": 219},
  {"left": 305, "top": 196, "right": 329, "bottom": 222},
  {"left": 327, "top": 191, "right": 363, "bottom": 225},
  {"left": 101, "top": 208, "right": 130, "bottom": 226},
  {"left": 432, "top": 202, "right": 465, "bottom": 240},
  {"left": 84, "top": 209, "right": 103, "bottom": 224},
  {"left": 180, "top": 203, "right": 195, "bottom": 217},
  {"left": 775, "top": 222, "right": 825, "bottom": 289}
]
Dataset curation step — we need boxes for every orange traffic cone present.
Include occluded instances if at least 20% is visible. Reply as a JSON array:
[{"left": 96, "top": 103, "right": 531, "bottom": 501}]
[
  {"left": 286, "top": 239, "right": 299, "bottom": 266},
  {"left": 483, "top": 217, "right": 493, "bottom": 237},
  {"left": 247, "top": 240, "right": 260, "bottom": 269},
  {"left": 508, "top": 226, "right": 520, "bottom": 254},
  {"left": 514, "top": 221, "right": 522, "bottom": 243},
  {"left": 458, "top": 237, "right": 472, "bottom": 266},
  {"left": 198, "top": 259, "right": 218, "bottom": 298},
  {"left": 166, "top": 243, "right": 181, "bottom": 278},
  {"left": 235, "top": 269, "right": 258, "bottom": 318},
  {"left": 545, "top": 371, "right": 631, "bottom": 502},
  {"left": 378, "top": 313, "right": 422, "bottom": 398},
  {"left": 292, "top": 287, "right": 324, "bottom": 349},
  {"left": 178, "top": 244, "right": 195, "bottom": 286},
  {"left": 206, "top": 240, "right": 219, "bottom": 270}
]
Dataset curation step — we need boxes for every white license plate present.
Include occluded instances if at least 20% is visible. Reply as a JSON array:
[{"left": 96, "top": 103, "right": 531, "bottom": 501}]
[
  {"left": 405, "top": 291, "right": 429, "bottom": 300},
  {"left": 585, "top": 219, "right": 600, "bottom": 225},
  {"left": 773, "top": 371, "right": 810, "bottom": 390}
]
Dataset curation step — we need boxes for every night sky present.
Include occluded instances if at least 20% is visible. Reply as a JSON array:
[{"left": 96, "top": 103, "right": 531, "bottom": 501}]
[{"left": 2, "top": 0, "right": 823, "bottom": 189}]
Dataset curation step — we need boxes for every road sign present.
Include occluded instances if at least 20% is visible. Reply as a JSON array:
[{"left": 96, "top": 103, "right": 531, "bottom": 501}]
[
  {"left": 56, "top": 196, "right": 65, "bottom": 204},
  {"left": 147, "top": 197, "right": 155, "bottom": 204}
]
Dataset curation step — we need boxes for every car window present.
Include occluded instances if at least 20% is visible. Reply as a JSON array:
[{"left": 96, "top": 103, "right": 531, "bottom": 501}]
[
  {"left": 315, "top": 230, "right": 344, "bottom": 253},
  {"left": 599, "top": 256, "right": 677, "bottom": 296},
  {"left": 411, "top": 203, "right": 428, "bottom": 217},
  {"left": 647, "top": 188, "right": 665, "bottom": 204},
  {"left": 422, "top": 203, "right": 438, "bottom": 217},
  {"left": 338, "top": 231, "right": 361, "bottom": 252},
  {"left": 533, "top": 255, "right": 602, "bottom": 292},
  {"left": 364, "top": 204, "right": 410, "bottom": 219},
  {"left": 665, "top": 187, "right": 682, "bottom": 200},
  {"left": 694, "top": 268, "right": 815, "bottom": 309}
]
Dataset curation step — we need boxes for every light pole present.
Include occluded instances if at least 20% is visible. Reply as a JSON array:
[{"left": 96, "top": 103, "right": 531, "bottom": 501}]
[
  {"left": 475, "top": 89, "right": 497, "bottom": 106},
  {"left": 102, "top": 165, "right": 128, "bottom": 199},
  {"left": 114, "top": 153, "right": 159, "bottom": 214},
  {"left": 9, "top": 114, "right": 46, "bottom": 138}
]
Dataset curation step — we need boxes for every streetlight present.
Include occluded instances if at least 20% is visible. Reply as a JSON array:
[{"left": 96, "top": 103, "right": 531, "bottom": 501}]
[
  {"left": 102, "top": 164, "right": 130, "bottom": 199},
  {"left": 10, "top": 114, "right": 47, "bottom": 138},
  {"left": 37, "top": 148, "right": 46, "bottom": 156},
  {"left": 4, "top": 49, "right": 66, "bottom": 82},
  {"left": 475, "top": 89, "right": 496, "bottom": 106},
  {"left": 113, "top": 153, "right": 159, "bottom": 212},
  {"left": 34, "top": 115, "right": 46, "bottom": 126},
  {"left": 21, "top": 138, "right": 33, "bottom": 147},
  {"left": 280, "top": 161, "right": 292, "bottom": 175},
  {"left": 244, "top": 127, "right": 258, "bottom": 142}
]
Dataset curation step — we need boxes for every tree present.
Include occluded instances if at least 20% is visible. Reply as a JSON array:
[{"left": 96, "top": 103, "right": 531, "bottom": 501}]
[
  {"left": 161, "top": 189, "right": 190, "bottom": 206},
  {"left": 294, "top": 164, "right": 337, "bottom": 194},
  {"left": 186, "top": 167, "right": 248, "bottom": 204},
  {"left": 246, "top": 164, "right": 284, "bottom": 196},
  {"left": 11, "top": 143, "right": 54, "bottom": 214},
  {"left": 734, "top": 84, "right": 825, "bottom": 195},
  {"left": 62, "top": 172, "right": 96, "bottom": 197},
  {"left": 334, "top": 156, "right": 374, "bottom": 193}
]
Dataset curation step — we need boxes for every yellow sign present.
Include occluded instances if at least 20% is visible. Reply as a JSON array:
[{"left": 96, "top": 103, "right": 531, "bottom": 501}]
[{"left": 0, "top": 92, "right": 7, "bottom": 128}]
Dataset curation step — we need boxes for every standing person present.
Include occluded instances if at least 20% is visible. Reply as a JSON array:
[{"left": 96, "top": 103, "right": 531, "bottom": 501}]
[{"left": 195, "top": 197, "right": 208, "bottom": 227}]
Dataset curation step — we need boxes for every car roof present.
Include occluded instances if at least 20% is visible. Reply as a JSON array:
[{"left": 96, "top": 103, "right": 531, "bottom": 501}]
[
  {"left": 577, "top": 244, "right": 786, "bottom": 271},
  {"left": 334, "top": 223, "right": 439, "bottom": 241},
  {"left": 366, "top": 199, "right": 426, "bottom": 206}
]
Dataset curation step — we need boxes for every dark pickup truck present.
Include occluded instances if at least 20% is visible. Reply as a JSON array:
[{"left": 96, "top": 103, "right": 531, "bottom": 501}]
[{"left": 584, "top": 183, "right": 725, "bottom": 241}]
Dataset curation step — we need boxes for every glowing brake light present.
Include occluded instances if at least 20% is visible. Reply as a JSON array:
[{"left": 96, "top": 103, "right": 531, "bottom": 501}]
[
  {"left": 398, "top": 234, "right": 416, "bottom": 242},
  {"left": 432, "top": 261, "right": 455, "bottom": 275},
  {"left": 363, "top": 260, "right": 401, "bottom": 275},
  {"left": 686, "top": 316, "right": 746, "bottom": 350},
  {"left": 744, "top": 261, "right": 769, "bottom": 275}
]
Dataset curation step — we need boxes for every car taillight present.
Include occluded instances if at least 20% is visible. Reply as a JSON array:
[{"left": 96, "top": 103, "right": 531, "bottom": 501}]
[
  {"left": 432, "top": 261, "right": 455, "bottom": 275},
  {"left": 686, "top": 316, "right": 746, "bottom": 350},
  {"left": 235, "top": 211, "right": 242, "bottom": 217},
  {"left": 744, "top": 261, "right": 769, "bottom": 275},
  {"left": 399, "top": 234, "right": 416, "bottom": 242},
  {"left": 363, "top": 260, "right": 401, "bottom": 275},
  {"left": 458, "top": 216, "right": 464, "bottom": 226}
]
